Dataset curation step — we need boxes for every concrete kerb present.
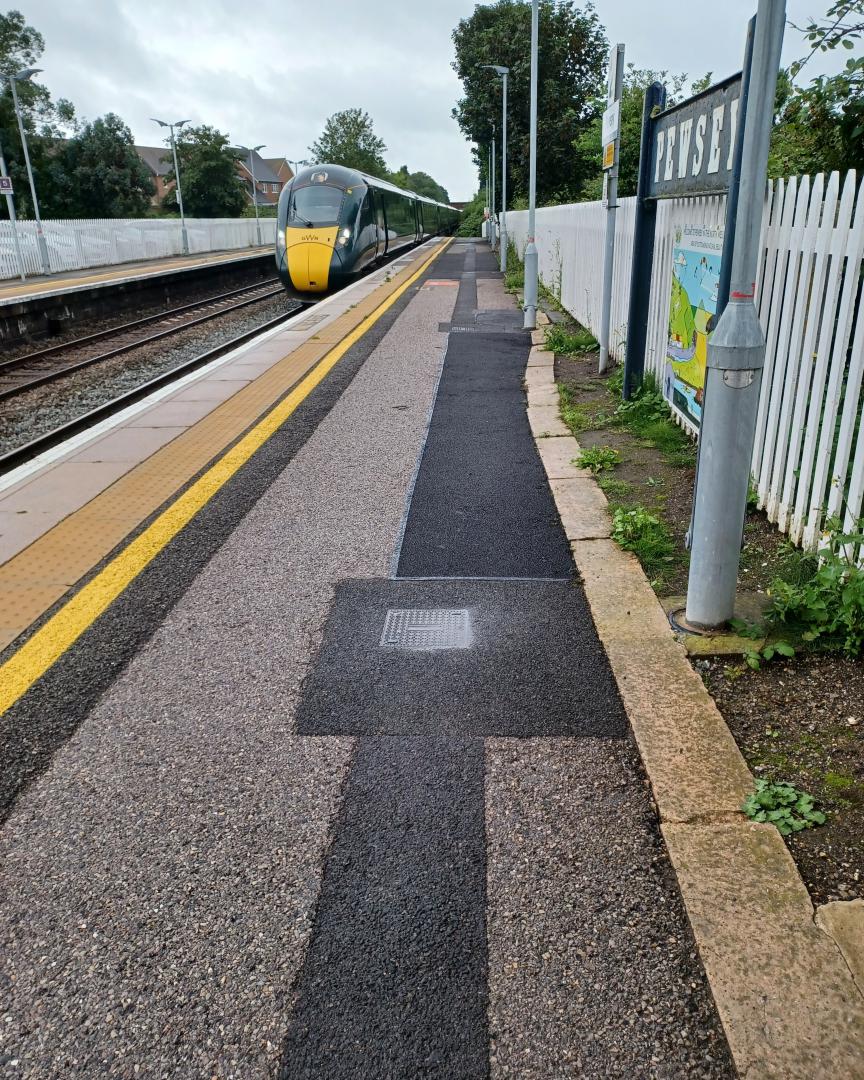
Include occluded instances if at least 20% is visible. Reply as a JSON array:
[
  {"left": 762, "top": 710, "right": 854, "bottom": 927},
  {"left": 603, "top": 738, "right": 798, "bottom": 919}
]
[{"left": 527, "top": 355, "right": 864, "bottom": 1077}]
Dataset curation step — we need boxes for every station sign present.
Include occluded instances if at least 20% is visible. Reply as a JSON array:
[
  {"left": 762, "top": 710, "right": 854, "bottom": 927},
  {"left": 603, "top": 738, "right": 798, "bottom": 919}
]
[
  {"left": 0, "top": 176, "right": 12, "bottom": 195},
  {"left": 647, "top": 73, "right": 742, "bottom": 199}
]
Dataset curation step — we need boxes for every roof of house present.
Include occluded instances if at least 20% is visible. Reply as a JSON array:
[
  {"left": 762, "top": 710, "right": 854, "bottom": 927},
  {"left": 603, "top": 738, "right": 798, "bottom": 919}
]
[
  {"left": 237, "top": 149, "right": 281, "bottom": 185},
  {"left": 264, "top": 157, "right": 294, "bottom": 177},
  {"left": 135, "top": 145, "right": 172, "bottom": 176}
]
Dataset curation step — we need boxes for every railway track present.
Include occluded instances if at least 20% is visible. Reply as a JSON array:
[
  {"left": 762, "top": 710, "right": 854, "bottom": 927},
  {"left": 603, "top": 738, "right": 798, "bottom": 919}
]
[
  {"left": 0, "top": 279, "right": 288, "bottom": 403},
  {"left": 0, "top": 303, "right": 303, "bottom": 474}
]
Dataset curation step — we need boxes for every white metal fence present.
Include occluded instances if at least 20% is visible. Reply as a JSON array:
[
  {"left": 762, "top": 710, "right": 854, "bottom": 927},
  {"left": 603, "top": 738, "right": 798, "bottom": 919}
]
[
  {"left": 505, "top": 170, "right": 864, "bottom": 553},
  {"left": 0, "top": 217, "right": 276, "bottom": 280}
]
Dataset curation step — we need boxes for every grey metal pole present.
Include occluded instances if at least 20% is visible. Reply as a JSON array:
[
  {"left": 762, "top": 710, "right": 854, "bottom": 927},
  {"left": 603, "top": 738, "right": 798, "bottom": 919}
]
[
  {"left": 250, "top": 152, "right": 262, "bottom": 247},
  {"left": 685, "top": 0, "right": 786, "bottom": 629},
  {"left": 169, "top": 125, "right": 189, "bottom": 256},
  {"left": 0, "top": 134, "right": 27, "bottom": 281},
  {"left": 599, "top": 44, "right": 625, "bottom": 374},
  {"left": 500, "top": 70, "right": 508, "bottom": 274},
  {"left": 491, "top": 131, "right": 496, "bottom": 250},
  {"left": 523, "top": 0, "right": 539, "bottom": 329},
  {"left": 486, "top": 144, "right": 491, "bottom": 243},
  {"left": 9, "top": 76, "right": 50, "bottom": 275}
]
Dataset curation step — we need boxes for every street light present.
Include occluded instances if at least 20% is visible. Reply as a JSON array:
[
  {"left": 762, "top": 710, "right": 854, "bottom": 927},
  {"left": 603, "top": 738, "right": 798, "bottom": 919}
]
[
  {"left": 3, "top": 68, "right": 50, "bottom": 275},
  {"left": 286, "top": 159, "right": 309, "bottom": 176},
  {"left": 235, "top": 143, "right": 266, "bottom": 247},
  {"left": 0, "top": 130, "right": 27, "bottom": 281},
  {"left": 480, "top": 65, "right": 509, "bottom": 273},
  {"left": 151, "top": 118, "right": 190, "bottom": 255},
  {"left": 524, "top": 0, "right": 539, "bottom": 329}
]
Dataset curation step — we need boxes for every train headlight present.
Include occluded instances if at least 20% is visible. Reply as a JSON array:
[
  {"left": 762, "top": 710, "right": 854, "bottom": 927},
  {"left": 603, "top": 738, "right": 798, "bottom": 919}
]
[
  {"left": 337, "top": 227, "right": 351, "bottom": 247},
  {"left": 277, "top": 228, "right": 286, "bottom": 251}
]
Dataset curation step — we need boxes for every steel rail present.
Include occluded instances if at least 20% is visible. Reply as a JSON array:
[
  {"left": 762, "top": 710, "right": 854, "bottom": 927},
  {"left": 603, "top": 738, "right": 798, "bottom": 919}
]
[
  {"left": 0, "top": 306, "right": 301, "bottom": 474},
  {"left": 0, "top": 280, "right": 284, "bottom": 402}
]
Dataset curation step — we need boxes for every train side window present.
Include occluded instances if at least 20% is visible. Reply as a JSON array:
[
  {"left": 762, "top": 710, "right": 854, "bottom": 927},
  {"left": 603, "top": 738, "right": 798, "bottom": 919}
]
[{"left": 358, "top": 190, "right": 376, "bottom": 249}]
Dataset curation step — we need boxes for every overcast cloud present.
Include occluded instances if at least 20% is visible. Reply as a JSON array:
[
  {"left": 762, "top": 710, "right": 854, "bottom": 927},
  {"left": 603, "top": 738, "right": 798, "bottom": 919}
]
[{"left": 16, "top": 1, "right": 849, "bottom": 202}]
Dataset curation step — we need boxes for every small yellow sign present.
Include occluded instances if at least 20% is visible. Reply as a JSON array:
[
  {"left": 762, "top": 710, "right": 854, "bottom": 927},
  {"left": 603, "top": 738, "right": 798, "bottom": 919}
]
[{"left": 602, "top": 142, "right": 615, "bottom": 170}]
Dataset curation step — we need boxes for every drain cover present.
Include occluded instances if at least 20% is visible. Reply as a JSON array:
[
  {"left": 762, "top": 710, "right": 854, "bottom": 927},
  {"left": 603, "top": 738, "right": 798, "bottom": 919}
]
[{"left": 380, "top": 608, "right": 471, "bottom": 650}]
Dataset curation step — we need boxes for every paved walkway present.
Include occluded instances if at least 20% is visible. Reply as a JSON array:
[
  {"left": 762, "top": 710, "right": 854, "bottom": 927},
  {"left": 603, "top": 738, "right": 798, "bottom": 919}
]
[
  {"left": 0, "top": 247, "right": 271, "bottom": 305},
  {"left": 0, "top": 241, "right": 733, "bottom": 1077}
]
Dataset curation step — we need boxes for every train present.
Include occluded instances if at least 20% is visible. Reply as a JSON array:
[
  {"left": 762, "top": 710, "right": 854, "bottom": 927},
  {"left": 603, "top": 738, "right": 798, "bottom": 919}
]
[{"left": 275, "top": 164, "right": 460, "bottom": 301}]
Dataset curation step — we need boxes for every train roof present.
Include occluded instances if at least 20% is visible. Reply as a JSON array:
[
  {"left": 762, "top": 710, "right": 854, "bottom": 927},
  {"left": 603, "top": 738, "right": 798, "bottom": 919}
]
[{"left": 292, "top": 163, "right": 459, "bottom": 213}]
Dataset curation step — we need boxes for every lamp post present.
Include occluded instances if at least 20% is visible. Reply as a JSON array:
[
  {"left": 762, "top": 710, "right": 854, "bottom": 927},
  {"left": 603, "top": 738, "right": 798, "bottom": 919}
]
[
  {"left": 287, "top": 159, "right": 309, "bottom": 176},
  {"left": 236, "top": 143, "right": 266, "bottom": 247},
  {"left": 4, "top": 68, "right": 50, "bottom": 275},
  {"left": 491, "top": 124, "right": 497, "bottom": 250},
  {"left": 481, "top": 65, "right": 509, "bottom": 273},
  {"left": 0, "top": 131, "right": 26, "bottom": 281},
  {"left": 523, "top": 0, "right": 539, "bottom": 329},
  {"left": 151, "top": 118, "right": 190, "bottom": 255}
]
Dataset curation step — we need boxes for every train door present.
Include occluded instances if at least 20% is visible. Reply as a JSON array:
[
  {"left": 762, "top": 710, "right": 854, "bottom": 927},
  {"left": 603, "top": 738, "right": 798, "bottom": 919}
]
[
  {"left": 362, "top": 188, "right": 379, "bottom": 262},
  {"left": 378, "top": 195, "right": 389, "bottom": 256}
]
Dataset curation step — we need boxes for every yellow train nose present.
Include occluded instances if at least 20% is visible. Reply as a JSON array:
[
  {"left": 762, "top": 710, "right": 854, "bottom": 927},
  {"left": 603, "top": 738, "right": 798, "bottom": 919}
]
[{"left": 285, "top": 226, "right": 339, "bottom": 293}]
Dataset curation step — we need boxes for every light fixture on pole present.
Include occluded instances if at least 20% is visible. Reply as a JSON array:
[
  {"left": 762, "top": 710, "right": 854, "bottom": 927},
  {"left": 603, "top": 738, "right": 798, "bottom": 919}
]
[
  {"left": 0, "top": 130, "right": 27, "bottom": 281},
  {"left": 523, "top": 0, "right": 539, "bottom": 329},
  {"left": 286, "top": 159, "right": 309, "bottom": 176},
  {"left": 236, "top": 143, "right": 266, "bottom": 247},
  {"left": 480, "top": 65, "right": 509, "bottom": 273},
  {"left": 152, "top": 117, "right": 190, "bottom": 256},
  {"left": 4, "top": 68, "right": 50, "bottom": 275}
]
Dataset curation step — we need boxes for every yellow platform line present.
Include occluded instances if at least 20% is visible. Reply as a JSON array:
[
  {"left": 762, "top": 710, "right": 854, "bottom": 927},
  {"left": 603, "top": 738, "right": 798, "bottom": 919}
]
[{"left": 0, "top": 238, "right": 451, "bottom": 716}]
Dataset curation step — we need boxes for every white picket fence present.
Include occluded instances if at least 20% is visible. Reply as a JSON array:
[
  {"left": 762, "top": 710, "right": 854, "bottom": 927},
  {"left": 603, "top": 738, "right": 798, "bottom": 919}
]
[
  {"left": 505, "top": 170, "right": 864, "bottom": 553},
  {"left": 0, "top": 217, "right": 276, "bottom": 280}
]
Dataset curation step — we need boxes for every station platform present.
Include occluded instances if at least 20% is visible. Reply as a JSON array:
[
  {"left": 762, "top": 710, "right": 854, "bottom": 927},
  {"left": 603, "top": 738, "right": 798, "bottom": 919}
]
[
  {"left": 0, "top": 239, "right": 734, "bottom": 1076},
  {"left": 0, "top": 246, "right": 272, "bottom": 307}
]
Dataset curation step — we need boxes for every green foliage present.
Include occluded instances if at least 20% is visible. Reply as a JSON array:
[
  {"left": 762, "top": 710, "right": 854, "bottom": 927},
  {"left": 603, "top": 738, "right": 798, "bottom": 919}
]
[
  {"left": 740, "top": 639, "right": 796, "bottom": 671},
  {"left": 544, "top": 323, "right": 599, "bottom": 355},
  {"left": 596, "top": 475, "right": 631, "bottom": 497},
  {"left": 558, "top": 382, "right": 604, "bottom": 434},
  {"left": 52, "top": 113, "right": 154, "bottom": 217},
  {"left": 573, "top": 66, "right": 690, "bottom": 200},
  {"left": 389, "top": 165, "right": 450, "bottom": 203},
  {"left": 575, "top": 445, "right": 620, "bottom": 474},
  {"left": 612, "top": 373, "right": 695, "bottom": 466},
  {"left": 456, "top": 190, "right": 486, "bottom": 237},
  {"left": 0, "top": 9, "right": 75, "bottom": 220},
  {"left": 452, "top": 0, "right": 608, "bottom": 204},
  {"left": 610, "top": 506, "right": 676, "bottom": 579},
  {"left": 766, "top": 519, "right": 864, "bottom": 657},
  {"left": 742, "top": 780, "right": 826, "bottom": 835},
  {"left": 162, "top": 125, "right": 245, "bottom": 218},
  {"left": 308, "top": 108, "right": 387, "bottom": 175},
  {"left": 503, "top": 240, "right": 524, "bottom": 290}
]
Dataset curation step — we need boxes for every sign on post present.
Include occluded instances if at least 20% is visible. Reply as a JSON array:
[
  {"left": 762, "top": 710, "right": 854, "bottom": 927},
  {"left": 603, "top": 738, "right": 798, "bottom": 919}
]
[
  {"left": 0, "top": 176, "right": 12, "bottom": 194},
  {"left": 601, "top": 99, "right": 620, "bottom": 171},
  {"left": 647, "top": 74, "right": 742, "bottom": 199}
]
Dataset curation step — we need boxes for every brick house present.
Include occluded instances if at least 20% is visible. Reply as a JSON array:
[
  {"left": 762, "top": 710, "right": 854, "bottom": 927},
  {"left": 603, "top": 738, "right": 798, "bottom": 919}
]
[{"left": 135, "top": 147, "right": 295, "bottom": 209}]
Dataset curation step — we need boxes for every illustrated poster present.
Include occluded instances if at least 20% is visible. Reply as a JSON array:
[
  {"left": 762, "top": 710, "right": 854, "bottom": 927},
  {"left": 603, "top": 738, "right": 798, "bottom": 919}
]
[{"left": 663, "top": 223, "right": 724, "bottom": 428}]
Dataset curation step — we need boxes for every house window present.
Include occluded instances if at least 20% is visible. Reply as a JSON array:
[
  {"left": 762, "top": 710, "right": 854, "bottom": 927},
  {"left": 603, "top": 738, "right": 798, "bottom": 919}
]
[{"left": 271, "top": 183, "right": 279, "bottom": 193}]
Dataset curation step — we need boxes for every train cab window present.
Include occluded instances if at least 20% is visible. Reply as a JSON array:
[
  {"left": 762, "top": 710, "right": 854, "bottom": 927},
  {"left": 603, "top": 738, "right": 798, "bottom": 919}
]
[
  {"left": 357, "top": 190, "right": 376, "bottom": 249},
  {"left": 289, "top": 184, "right": 344, "bottom": 225}
]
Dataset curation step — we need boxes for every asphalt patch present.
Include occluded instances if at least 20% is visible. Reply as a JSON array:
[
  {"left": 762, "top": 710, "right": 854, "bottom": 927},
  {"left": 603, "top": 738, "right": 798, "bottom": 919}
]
[
  {"left": 395, "top": 327, "right": 572, "bottom": 579},
  {"left": 294, "top": 578, "right": 627, "bottom": 738},
  {"left": 279, "top": 736, "right": 488, "bottom": 1080}
]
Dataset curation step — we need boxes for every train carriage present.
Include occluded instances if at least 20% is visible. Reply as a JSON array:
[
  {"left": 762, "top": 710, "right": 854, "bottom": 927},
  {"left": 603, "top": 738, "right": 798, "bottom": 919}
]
[{"left": 275, "top": 164, "right": 459, "bottom": 301}]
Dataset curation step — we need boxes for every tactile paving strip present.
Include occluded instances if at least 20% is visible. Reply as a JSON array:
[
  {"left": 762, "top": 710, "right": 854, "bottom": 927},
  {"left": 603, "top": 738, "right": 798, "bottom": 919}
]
[{"left": 380, "top": 608, "right": 471, "bottom": 650}]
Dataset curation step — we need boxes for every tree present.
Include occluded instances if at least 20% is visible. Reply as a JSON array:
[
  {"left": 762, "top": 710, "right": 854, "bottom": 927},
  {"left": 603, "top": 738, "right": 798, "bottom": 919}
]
[
  {"left": 308, "top": 108, "right": 387, "bottom": 175},
  {"left": 768, "top": 1, "right": 864, "bottom": 176},
  {"left": 572, "top": 67, "right": 690, "bottom": 201},
  {"left": 52, "top": 113, "right": 153, "bottom": 217},
  {"left": 388, "top": 164, "right": 450, "bottom": 202},
  {"left": 162, "top": 124, "right": 245, "bottom": 218},
  {"left": 452, "top": 0, "right": 607, "bottom": 205},
  {"left": 0, "top": 9, "right": 75, "bottom": 219}
]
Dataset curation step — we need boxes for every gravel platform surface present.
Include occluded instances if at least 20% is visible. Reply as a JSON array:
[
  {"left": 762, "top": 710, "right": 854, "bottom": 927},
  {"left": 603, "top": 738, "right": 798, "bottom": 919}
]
[{"left": 0, "top": 282, "right": 455, "bottom": 1075}]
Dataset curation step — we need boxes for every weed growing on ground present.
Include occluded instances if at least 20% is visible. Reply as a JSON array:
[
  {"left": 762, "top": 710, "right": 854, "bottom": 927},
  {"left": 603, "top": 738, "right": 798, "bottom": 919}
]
[
  {"left": 597, "top": 476, "right": 632, "bottom": 498},
  {"left": 504, "top": 241, "right": 524, "bottom": 291},
  {"left": 611, "top": 374, "right": 695, "bottom": 467},
  {"left": 609, "top": 505, "right": 677, "bottom": 582},
  {"left": 544, "top": 323, "right": 599, "bottom": 355},
  {"left": 767, "top": 518, "right": 864, "bottom": 657},
  {"left": 575, "top": 445, "right": 620, "bottom": 474},
  {"left": 558, "top": 383, "right": 608, "bottom": 434},
  {"left": 742, "top": 779, "right": 826, "bottom": 835}
]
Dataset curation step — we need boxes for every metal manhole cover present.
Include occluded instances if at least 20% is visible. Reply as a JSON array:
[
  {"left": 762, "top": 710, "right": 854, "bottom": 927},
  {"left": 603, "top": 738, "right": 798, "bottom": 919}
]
[{"left": 380, "top": 608, "right": 471, "bottom": 650}]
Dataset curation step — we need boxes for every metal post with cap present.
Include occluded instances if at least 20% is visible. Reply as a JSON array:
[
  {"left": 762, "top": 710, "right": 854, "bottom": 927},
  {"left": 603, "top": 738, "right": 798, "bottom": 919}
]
[
  {"left": 152, "top": 117, "right": 190, "bottom": 256},
  {"left": 523, "top": 0, "right": 539, "bottom": 329},
  {"left": 5, "top": 68, "right": 50, "bottom": 275},
  {"left": 684, "top": 0, "right": 786, "bottom": 628},
  {"left": 0, "top": 134, "right": 26, "bottom": 281},
  {"left": 480, "top": 65, "right": 510, "bottom": 271},
  {"left": 599, "top": 43, "right": 625, "bottom": 374}
]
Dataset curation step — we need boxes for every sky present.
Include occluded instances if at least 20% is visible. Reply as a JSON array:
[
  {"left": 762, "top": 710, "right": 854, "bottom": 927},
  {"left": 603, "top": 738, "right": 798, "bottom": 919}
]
[{"left": 15, "top": 1, "right": 850, "bottom": 203}]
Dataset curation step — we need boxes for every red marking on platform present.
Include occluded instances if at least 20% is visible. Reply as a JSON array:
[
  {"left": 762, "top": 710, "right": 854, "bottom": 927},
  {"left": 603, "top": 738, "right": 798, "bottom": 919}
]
[{"left": 423, "top": 280, "right": 459, "bottom": 288}]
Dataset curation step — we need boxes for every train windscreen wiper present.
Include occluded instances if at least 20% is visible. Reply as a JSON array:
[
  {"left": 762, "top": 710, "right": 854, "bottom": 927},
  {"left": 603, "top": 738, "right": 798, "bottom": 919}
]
[{"left": 288, "top": 200, "right": 314, "bottom": 227}]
